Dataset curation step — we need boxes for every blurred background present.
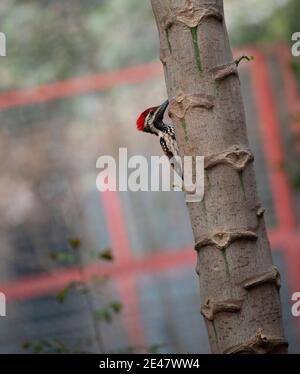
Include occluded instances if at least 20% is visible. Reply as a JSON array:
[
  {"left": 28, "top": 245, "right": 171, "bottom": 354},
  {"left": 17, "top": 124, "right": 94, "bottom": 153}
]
[{"left": 0, "top": 0, "right": 300, "bottom": 354}]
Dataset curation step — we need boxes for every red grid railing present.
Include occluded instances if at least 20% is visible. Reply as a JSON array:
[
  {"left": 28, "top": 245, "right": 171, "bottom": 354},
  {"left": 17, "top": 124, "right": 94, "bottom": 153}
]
[{"left": 0, "top": 45, "right": 299, "bottom": 348}]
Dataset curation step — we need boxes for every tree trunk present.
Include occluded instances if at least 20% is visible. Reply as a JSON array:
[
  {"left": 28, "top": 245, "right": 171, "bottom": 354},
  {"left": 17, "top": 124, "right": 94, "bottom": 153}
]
[{"left": 151, "top": 0, "right": 288, "bottom": 354}]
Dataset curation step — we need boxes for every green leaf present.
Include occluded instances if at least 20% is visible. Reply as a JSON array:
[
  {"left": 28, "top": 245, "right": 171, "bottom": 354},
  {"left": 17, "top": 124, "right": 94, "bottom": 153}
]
[
  {"left": 102, "top": 310, "right": 112, "bottom": 323},
  {"left": 94, "top": 308, "right": 112, "bottom": 323},
  {"left": 22, "top": 341, "right": 32, "bottom": 350},
  {"left": 148, "top": 343, "right": 164, "bottom": 354},
  {"left": 68, "top": 238, "right": 82, "bottom": 249},
  {"left": 110, "top": 301, "right": 122, "bottom": 314},
  {"left": 50, "top": 251, "right": 76, "bottom": 264},
  {"left": 99, "top": 248, "right": 113, "bottom": 261},
  {"left": 56, "top": 286, "right": 71, "bottom": 304},
  {"left": 21, "top": 338, "right": 74, "bottom": 354},
  {"left": 33, "top": 342, "right": 44, "bottom": 354},
  {"left": 76, "top": 282, "right": 90, "bottom": 294}
]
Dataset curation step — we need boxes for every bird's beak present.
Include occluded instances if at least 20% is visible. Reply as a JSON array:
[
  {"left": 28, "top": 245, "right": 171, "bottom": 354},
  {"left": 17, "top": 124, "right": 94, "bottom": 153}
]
[{"left": 154, "top": 100, "right": 169, "bottom": 124}]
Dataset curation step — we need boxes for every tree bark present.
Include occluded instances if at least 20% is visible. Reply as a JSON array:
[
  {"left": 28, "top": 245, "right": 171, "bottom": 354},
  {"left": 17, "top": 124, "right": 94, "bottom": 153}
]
[{"left": 151, "top": 0, "right": 288, "bottom": 354}]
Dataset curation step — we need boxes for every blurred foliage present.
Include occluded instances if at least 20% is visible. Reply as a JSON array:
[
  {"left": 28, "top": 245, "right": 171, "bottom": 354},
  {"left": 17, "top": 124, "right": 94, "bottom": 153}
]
[
  {"left": 49, "top": 246, "right": 113, "bottom": 267},
  {"left": 23, "top": 234, "right": 160, "bottom": 354},
  {"left": 68, "top": 237, "right": 82, "bottom": 250},
  {"left": 55, "top": 281, "right": 90, "bottom": 304},
  {"left": 227, "top": 0, "right": 300, "bottom": 47},
  {"left": 22, "top": 338, "right": 164, "bottom": 355},
  {"left": 22, "top": 338, "right": 76, "bottom": 354},
  {"left": 0, "top": 0, "right": 157, "bottom": 90},
  {"left": 93, "top": 301, "right": 123, "bottom": 323},
  {"left": 1, "top": 0, "right": 299, "bottom": 90},
  {"left": 23, "top": 238, "right": 123, "bottom": 353},
  {"left": 50, "top": 237, "right": 113, "bottom": 303}
]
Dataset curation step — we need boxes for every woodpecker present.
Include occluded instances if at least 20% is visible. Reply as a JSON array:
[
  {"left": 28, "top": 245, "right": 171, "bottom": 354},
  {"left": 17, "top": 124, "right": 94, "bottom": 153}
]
[{"left": 136, "top": 100, "right": 181, "bottom": 174}]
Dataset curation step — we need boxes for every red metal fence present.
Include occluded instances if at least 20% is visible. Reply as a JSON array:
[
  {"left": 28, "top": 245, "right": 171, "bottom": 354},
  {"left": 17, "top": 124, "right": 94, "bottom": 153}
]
[{"left": 0, "top": 45, "right": 300, "bottom": 349}]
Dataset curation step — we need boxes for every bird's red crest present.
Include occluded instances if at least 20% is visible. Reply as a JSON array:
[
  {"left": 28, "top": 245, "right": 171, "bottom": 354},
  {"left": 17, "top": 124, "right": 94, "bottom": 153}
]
[{"left": 136, "top": 107, "right": 157, "bottom": 131}]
